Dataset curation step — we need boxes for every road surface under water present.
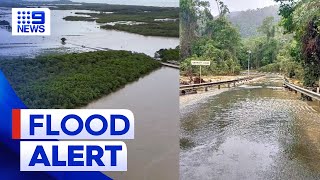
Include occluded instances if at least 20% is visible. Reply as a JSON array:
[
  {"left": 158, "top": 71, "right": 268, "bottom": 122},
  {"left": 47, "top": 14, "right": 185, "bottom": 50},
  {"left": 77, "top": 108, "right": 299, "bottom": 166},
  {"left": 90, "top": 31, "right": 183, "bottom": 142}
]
[
  {"left": 85, "top": 67, "right": 180, "bottom": 180},
  {"left": 180, "top": 75, "right": 320, "bottom": 180}
]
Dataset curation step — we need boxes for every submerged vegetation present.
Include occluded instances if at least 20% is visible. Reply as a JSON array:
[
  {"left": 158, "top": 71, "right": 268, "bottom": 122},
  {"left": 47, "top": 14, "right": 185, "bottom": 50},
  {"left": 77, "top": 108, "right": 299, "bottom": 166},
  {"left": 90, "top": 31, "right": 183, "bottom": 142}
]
[
  {"left": 155, "top": 46, "right": 180, "bottom": 62},
  {"left": 0, "top": 51, "right": 161, "bottom": 108},
  {"left": 61, "top": 4, "right": 179, "bottom": 37},
  {"left": 180, "top": 0, "right": 320, "bottom": 87},
  {"left": 0, "top": 20, "right": 10, "bottom": 25},
  {"left": 0, "top": 2, "right": 179, "bottom": 37},
  {"left": 55, "top": 3, "right": 177, "bottom": 14},
  {"left": 0, "top": 20, "right": 11, "bottom": 29},
  {"left": 100, "top": 21, "right": 178, "bottom": 37}
]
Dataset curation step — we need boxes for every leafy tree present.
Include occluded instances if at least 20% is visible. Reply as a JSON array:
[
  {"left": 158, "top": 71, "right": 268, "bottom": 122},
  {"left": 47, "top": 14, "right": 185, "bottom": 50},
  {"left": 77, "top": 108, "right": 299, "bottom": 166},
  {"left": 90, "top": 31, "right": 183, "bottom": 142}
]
[
  {"left": 181, "top": 0, "right": 242, "bottom": 76},
  {"left": 258, "top": 17, "right": 276, "bottom": 41},
  {"left": 241, "top": 16, "right": 279, "bottom": 70},
  {"left": 276, "top": 0, "right": 320, "bottom": 86},
  {"left": 215, "top": 0, "right": 230, "bottom": 17},
  {"left": 181, "top": 0, "right": 241, "bottom": 75},
  {"left": 180, "top": 0, "right": 211, "bottom": 59}
]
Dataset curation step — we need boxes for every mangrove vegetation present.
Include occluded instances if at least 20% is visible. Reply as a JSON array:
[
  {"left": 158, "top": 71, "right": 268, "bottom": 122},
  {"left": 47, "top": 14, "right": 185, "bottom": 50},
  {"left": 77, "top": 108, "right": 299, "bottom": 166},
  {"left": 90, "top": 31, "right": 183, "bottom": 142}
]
[
  {"left": 61, "top": 4, "right": 179, "bottom": 37},
  {"left": 155, "top": 46, "right": 180, "bottom": 62},
  {"left": 0, "top": 51, "right": 161, "bottom": 109}
]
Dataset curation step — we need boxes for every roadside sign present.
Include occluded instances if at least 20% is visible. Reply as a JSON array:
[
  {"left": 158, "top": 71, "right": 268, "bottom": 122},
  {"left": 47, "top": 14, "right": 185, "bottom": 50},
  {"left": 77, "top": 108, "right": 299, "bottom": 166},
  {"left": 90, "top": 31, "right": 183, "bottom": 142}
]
[
  {"left": 191, "top": 61, "right": 211, "bottom": 84},
  {"left": 191, "top": 61, "right": 211, "bottom": 66}
]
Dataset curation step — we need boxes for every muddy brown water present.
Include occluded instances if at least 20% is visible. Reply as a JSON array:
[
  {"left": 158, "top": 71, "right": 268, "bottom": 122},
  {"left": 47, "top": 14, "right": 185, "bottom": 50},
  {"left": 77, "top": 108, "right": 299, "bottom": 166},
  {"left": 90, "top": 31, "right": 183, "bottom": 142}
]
[
  {"left": 85, "top": 67, "right": 179, "bottom": 180},
  {"left": 180, "top": 75, "right": 320, "bottom": 180},
  {"left": 0, "top": 9, "right": 179, "bottom": 57}
]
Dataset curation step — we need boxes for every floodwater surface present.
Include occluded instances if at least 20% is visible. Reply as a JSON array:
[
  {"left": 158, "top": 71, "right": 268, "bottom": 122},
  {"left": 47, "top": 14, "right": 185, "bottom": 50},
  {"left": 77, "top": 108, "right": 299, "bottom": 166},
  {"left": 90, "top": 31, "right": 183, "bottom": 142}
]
[
  {"left": 180, "top": 75, "right": 320, "bottom": 180},
  {"left": 86, "top": 67, "right": 180, "bottom": 180},
  {"left": 0, "top": 8, "right": 179, "bottom": 57}
]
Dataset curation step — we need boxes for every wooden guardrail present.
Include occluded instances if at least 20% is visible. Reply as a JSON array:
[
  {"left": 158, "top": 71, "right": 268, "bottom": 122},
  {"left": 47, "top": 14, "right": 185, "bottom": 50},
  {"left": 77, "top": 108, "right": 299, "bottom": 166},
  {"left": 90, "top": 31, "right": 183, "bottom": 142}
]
[{"left": 284, "top": 79, "right": 320, "bottom": 101}]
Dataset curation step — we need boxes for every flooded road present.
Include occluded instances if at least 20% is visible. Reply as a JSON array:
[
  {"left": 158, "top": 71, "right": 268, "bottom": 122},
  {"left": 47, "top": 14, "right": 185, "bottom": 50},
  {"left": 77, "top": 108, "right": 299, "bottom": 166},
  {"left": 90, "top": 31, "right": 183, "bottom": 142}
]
[
  {"left": 85, "top": 67, "right": 180, "bottom": 180},
  {"left": 180, "top": 75, "right": 320, "bottom": 180}
]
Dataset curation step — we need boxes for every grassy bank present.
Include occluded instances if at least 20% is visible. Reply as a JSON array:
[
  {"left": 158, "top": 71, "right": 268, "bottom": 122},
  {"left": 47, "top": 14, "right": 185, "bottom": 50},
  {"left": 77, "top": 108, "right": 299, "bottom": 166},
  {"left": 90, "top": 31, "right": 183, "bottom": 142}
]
[{"left": 0, "top": 51, "right": 161, "bottom": 109}]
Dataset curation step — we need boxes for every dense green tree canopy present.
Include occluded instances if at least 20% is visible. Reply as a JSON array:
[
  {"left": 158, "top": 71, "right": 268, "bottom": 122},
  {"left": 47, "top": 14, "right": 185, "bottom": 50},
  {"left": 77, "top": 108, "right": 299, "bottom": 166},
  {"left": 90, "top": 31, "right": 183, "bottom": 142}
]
[
  {"left": 155, "top": 46, "right": 180, "bottom": 62},
  {"left": 0, "top": 51, "right": 161, "bottom": 108},
  {"left": 180, "top": 0, "right": 211, "bottom": 59},
  {"left": 181, "top": 0, "right": 242, "bottom": 76},
  {"left": 276, "top": 0, "right": 320, "bottom": 86},
  {"left": 180, "top": 0, "right": 319, "bottom": 86}
]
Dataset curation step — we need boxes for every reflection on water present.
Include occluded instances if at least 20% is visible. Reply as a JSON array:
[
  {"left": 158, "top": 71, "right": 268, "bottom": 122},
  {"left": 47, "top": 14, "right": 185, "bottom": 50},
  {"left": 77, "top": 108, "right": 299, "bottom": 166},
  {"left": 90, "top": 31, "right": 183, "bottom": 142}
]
[
  {"left": 180, "top": 75, "right": 320, "bottom": 180},
  {"left": 85, "top": 67, "right": 179, "bottom": 180},
  {"left": 0, "top": 8, "right": 178, "bottom": 57}
]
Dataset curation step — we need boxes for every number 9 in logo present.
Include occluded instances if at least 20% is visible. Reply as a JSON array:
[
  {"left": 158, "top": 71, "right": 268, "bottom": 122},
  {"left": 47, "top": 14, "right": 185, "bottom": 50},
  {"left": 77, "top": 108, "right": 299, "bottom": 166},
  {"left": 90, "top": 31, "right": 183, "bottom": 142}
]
[{"left": 32, "top": 11, "right": 45, "bottom": 24}]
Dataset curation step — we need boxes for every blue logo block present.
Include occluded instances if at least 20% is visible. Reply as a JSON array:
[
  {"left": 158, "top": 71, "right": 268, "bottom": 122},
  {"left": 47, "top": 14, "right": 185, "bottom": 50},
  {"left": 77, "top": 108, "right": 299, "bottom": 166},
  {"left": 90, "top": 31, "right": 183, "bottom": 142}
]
[{"left": 12, "top": 8, "right": 51, "bottom": 36}]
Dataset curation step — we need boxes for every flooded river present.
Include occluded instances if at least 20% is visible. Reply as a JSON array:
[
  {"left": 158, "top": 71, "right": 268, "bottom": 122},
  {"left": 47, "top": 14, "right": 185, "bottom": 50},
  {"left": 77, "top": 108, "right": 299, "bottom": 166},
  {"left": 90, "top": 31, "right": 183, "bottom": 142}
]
[
  {"left": 0, "top": 8, "right": 179, "bottom": 57},
  {"left": 180, "top": 75, "right": 320, "bottom": 180},
  {"left": 1, "top": 6, "right": 180, "bottom": 180},
  {"left": 85, "top": 67, "right": 179, "bottom": 180}
]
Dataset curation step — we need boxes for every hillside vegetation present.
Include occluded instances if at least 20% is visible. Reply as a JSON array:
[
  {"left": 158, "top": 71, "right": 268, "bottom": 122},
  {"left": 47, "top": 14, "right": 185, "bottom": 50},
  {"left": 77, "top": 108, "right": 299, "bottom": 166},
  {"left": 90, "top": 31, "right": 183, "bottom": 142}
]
[{"left": 228, "top": 6, "right": 280, "bottom": 37}]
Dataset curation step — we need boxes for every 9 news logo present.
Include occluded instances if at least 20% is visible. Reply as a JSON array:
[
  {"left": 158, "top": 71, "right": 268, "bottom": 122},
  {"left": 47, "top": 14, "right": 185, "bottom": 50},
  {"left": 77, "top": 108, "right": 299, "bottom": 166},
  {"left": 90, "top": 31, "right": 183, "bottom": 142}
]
[{"left": 12, "top": 8, "right": 51, "bottom": 36}]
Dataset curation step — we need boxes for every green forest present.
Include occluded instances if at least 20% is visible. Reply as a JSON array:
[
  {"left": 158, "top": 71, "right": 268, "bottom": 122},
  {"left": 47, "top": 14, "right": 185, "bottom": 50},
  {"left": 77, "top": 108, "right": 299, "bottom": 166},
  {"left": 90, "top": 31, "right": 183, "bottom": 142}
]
[
  {"left": 180, "top": 0, "right": 320, "bottom": 87},
  {"left": 0, "top": 51, "right": 161, "bottom": 108}
]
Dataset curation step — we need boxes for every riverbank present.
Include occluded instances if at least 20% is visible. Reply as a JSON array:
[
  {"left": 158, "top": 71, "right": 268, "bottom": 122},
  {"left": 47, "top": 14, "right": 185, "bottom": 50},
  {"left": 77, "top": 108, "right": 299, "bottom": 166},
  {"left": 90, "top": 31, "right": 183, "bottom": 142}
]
[
  {"left": 23, "top": 2, "right": 179, "bottom": 37},
  {"left": 62, "top": 5, "right": 179, "bottom": 37},
  {"left": 180, "top": 75, "right": 266, "bottom": 111},
  {"left": 0, "top": 50, "right": 161, "bottom": 109}
]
